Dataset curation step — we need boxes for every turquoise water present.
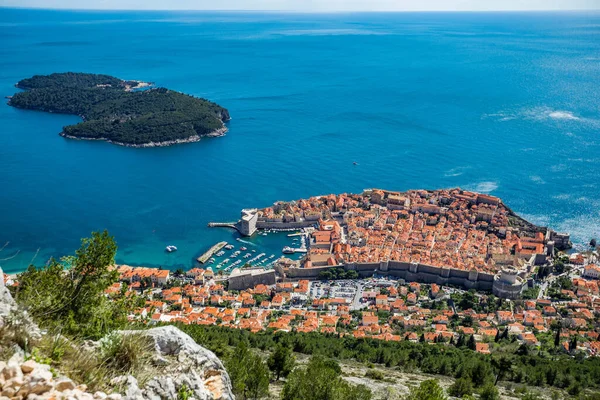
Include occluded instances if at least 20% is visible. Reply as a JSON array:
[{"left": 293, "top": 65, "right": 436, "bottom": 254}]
[{"left": 1, "top": 9, "right": 599, "bottom": 274}]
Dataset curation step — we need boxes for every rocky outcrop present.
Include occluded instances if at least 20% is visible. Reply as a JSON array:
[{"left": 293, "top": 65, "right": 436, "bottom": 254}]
[
  {"left": 0, "top": 353, "right": 117, "bottom": 400},
  {"left": 0, "top": 267, "right": 40, "bottom": 341},
  {"left": 120, "top": 326, "right": 234, "bottom": 400},
  {"left": 0, "top": 267, "right": 14, "bottom": 322},
  {"left": 1, "top": 267, "right": 234, "bottom": 400}
]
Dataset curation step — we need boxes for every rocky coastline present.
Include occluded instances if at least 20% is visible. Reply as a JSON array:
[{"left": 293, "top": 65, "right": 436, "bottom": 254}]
[{"left": 59, "top": 126, "right": 228, "bottom": 148}]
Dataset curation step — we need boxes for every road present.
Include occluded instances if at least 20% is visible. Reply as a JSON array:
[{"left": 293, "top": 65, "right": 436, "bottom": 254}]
[{"left": 350, "top": 281, "right": 364, "bottom": 311}]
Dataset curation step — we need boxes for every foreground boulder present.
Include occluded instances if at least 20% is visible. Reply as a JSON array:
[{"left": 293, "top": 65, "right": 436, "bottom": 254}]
[
  {"left": 0, "top": 352, "right": 114, "bottom": 400},
  {"left": 120, "top": 326, "right": 234, "bottom": 400}
]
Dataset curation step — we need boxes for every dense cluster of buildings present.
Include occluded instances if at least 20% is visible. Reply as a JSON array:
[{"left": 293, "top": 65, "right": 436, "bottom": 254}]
[
  {"left": 104, "top": 259, "right": 600, "bottom": 358},
  {"left": 242, "top": 188, "right": 569, "bottom": 298}
]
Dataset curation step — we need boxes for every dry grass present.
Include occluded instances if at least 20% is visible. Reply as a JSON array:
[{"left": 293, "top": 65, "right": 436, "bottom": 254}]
[
  {"left": 33, "top": 330, "right": 160, "bottom": 392},
  {"left": 0, "top": 309, "right": 35, "bottom": 358},
  {"left": 1, "top": 306, "right": 162, "bottom": 394}
]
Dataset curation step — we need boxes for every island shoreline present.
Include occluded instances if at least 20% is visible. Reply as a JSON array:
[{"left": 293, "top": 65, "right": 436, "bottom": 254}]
[{"left": 59, "top": 126, "right": 228, "bottom": 148}]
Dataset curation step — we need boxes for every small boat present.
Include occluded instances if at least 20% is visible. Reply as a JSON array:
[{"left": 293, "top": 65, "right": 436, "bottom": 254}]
[
  {"left": 282, "top": 246, "right": 294, "bottom": 254},
  {"left": 225, "top": 244, "right": 234, "bottom": 250},
  {"left": 240, "top": 246, "right": 247, "bottom": 251},
  {"left": 165, "top": 245, "right": 178, "bottom": 253},
  {"left": 353, "top": 161, "right": 359, "bottom": 165}
]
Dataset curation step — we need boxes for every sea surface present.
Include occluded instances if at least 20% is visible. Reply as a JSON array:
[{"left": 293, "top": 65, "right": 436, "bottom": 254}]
[{"left": 1, "top": 9, "right": 599, "bottom": 274}]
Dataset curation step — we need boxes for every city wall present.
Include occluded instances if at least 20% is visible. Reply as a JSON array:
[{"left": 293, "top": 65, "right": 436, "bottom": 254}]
[
  {"left": 256, "top": 220, "right": 316, "bottom": 230},
  {"left": 283, "top": 260, "right": 496, "bottom": 291},
  {"left": 229, "top": 269, "right": 276, "bottom": 291}
]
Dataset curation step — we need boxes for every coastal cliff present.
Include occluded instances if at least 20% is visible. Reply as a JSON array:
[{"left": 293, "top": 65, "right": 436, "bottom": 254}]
[{"left": 7, "top": 72, "right": 230, "bottom": 147}]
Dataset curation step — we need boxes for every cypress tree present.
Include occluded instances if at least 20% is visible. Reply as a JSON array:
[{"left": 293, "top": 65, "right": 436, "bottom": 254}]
[{"left": 468, "top": 334, "right": 477, "bottom": 350}]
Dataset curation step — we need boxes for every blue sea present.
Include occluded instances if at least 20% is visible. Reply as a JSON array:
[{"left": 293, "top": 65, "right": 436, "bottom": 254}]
[{"left": 1, "top": 9, "right": 599, "bottom": 274}]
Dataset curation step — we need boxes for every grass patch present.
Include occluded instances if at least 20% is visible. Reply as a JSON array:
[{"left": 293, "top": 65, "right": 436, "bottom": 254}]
[
  {"left": 0, "top": 309, "right": 35, "bottom": 357},
  {"left": 33, "top": 329, "right": 159, "bottom": 392}
]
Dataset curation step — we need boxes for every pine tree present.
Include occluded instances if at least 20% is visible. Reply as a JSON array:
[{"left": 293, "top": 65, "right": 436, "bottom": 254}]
[{"left": 267, "top": 344, "right": 296, "bottom": 381}]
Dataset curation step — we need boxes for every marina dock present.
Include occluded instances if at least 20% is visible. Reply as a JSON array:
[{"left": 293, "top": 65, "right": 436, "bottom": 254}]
[
  {"left": 288, "top": 248, "right": 307, "bottom": 253},
  {"left": 197, "top": 241, "right": 228, "bottom": 264}
]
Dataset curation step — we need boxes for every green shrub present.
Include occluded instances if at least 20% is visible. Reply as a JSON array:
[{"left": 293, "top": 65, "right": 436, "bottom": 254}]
[
  {"left": 177, "top": 384, "right": 194, "bottom": 400},
  {"left": 365, "top": 369, "right": 385, "bottom": 381},
  {"left": 282, "top": 355, "right": 371, "bottom": 400},
  {"left": 479, "top": 384, "right": 500, "bottom": 400},
  {"left": 448, "top": 377, "right": 474, "bottom": 397},
  {"left": 405, "top": 380, "right": 447, "bottom": 400},
  {"left": 99, "top": 332, "right": 154, "bottom": 375}
]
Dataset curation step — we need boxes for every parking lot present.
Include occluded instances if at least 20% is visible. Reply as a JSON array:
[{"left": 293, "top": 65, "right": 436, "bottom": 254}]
[{"left": 309, "top": 280, "right": 359, "bottom": 300}]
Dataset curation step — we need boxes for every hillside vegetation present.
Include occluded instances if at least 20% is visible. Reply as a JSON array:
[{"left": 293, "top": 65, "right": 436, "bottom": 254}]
[{"left": 8, "top": 72, "right": 230, "bottom": 146}]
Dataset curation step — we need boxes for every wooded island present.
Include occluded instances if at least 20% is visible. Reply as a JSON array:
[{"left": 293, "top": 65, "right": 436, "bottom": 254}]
[{"left": 8, "top": 72, "right": 230, "bottom": 147}]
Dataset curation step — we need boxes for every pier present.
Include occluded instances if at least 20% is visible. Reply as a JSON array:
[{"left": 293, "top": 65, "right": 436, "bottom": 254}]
[
  {"left": 197, "top": 241, "right": 228, "bottom": 264},
  {"left": 207, "top": 222, "right": 240, "bottom": 232},
  {"left": 288, "top": 248, "right": 307, "bottom": 253}
]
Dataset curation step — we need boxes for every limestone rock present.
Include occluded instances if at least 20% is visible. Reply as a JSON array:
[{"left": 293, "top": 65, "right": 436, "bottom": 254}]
[
  {"left": 120, "top": 326, "right": 234, "bottom": 400},
  {"left": 0, "top": 267, "right": 41, "bottom": 340},
  {"left": 55, "top": 379, "right": 77, "bottom": 391},
  {"left": 19, "top": 360, "right": 36, "bottom": 374},
  {"left": 124, "top": 376, "right": 143, "bottom": 400}
]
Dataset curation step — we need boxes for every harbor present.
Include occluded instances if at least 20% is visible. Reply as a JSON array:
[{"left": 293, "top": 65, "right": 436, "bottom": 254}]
[{"left": 194, "top": 227, "right": 310, "bottom": 274}]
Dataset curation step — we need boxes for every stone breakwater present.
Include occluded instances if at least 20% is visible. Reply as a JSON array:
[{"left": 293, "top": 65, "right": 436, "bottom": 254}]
[{"left": 59, "top": 127, "right": 228, "bottom": 148}]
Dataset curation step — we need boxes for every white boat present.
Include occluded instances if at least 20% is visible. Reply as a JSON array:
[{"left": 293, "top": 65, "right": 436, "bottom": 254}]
[
  {"left": 282, "top": 246, "right": 294, "bottom": 254},
  {"left": 165, "top": 245, "right": 178, "bottom": 253}
]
